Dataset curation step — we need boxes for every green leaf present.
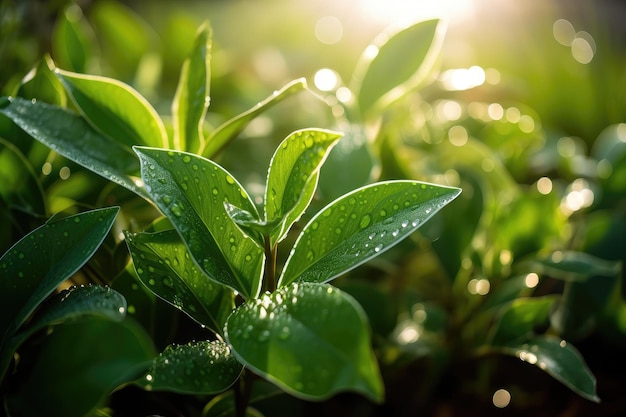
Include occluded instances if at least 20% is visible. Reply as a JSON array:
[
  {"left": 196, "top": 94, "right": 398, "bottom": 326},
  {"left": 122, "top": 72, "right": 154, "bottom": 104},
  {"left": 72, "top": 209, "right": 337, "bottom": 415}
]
[
  {"left": 351, "top": 19, "right": 445, "bottom": 118},
  {"left": 172, "top": 21, "right": 211, "bottom": 152},
  {"left": 0, "top": 207, "right": 119, "bottom": 356},
  {"left": 10, "top": 285, "right": 127, "bottom": 349},
  {"left": 5, "top": 318, "right": 155, "bottom": 417},
  {"left": 136, "top": 340, "right": 242, "bottom": 394},
  {"left": 0, "top": 97, "right": 148, "bottom": 198},
  {"left": 201, "top": 78, "right": 307, "bottom": 158},
  {"left": 499, "top": 336, "right": 599, "bottom": 402},
  {"left": 56, "top": 69, "right": 168, "bottom": 148},
  {"left": 225, "top": 282, "right": 383, "bottom": 402},
  {"left": 265, "top": 129, "right": 342, "bottom": 245},
  {"left": 125, "top": 229, "right": 234, "bottom": 334},
  {"left": 51, "top": 4, "right": 95, "bottom": 73},
  {"left": 16, "top": 55, "right": 67, "bottom": 106},
  {"left": 529, "top": 250, "right": 622, "bottom": 281},
  {"left": 279, "top": 181, "right": 460, "bottom": 287},
  {"left": 489, "top": 296, "right": 555, "bottom": 346},
  {"left": 134, "top": 147, "right": 265, "bottom": 299}
]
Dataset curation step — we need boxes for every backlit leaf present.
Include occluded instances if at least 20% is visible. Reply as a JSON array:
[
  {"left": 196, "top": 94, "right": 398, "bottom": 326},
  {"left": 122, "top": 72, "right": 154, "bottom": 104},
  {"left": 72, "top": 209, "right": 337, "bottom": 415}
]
[
  {"left": 265, "top": 129, "right": 342, "bottom": 245},
  {"left": 489, "top": 296, "right": 555, "bottom": 346},
  {"left": 225, "top": 282, "right": 384, "bottom": 402},
  {"left": 279, "top": 181, "right": 460, "bottom": 287},
  {"left": 134, "top": 147, "right": 264, "bottom": 299}
]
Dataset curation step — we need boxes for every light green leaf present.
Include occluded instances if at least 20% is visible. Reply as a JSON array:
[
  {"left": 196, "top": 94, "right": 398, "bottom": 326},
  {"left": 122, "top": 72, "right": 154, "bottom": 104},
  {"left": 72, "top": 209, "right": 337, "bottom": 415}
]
[
  {"left": 136, "top": 340, "right": 242, "bottom": 394},
  {"left": 529, "top": 250, "right": 622, "bottom": 281},
  {"left": 279, "top": 181, "right": 460, "bottom": 287},
  {"left": 0, "top": 97, "right": 148, "bottom": 198},
  {"left": 172, "top": 21, "right": 211, "bottom": 152},
  {"left": 10, "top": 285, "right": 127, "bottom": 350},
  {"left": 4, "top": 318, "right": 155, "bottom": 417},
  {"left": 125, "top": 229, "right": 234, "bottom": 334},
  {"left": 56, "top": 69, "right": 168, "bottom": 148},
  {"left": 16, "top": 55, "right": 67, "bottom": 106},
  {"left": 201, "top": 78, "right": 307, "bottom": 158},
  {"left": 51, "top": 4, "right": 95, "bottom": 74},
  {"left": 499, "top": 336, "right": 599, "bottom": 402},
  {"left": 225, "top": 282, "right": 384, "bottom": 402},
  {"left": 0, "top": 207, "right": 119, "bottom": 362},
  {"left": 489, "top": 296, "right": 555, "bottom": 346},
  {"left": 134, "top": 147, "right": 264, "bottom": 299},
  {"left": 265, "top": 129, "right": 342, "bottom": 245},
  {"left": 351, "top": 19, "right": 445, "bottom": 118},
  {"left": 223, "top": 202, "right": 268, "bottom": 248}
]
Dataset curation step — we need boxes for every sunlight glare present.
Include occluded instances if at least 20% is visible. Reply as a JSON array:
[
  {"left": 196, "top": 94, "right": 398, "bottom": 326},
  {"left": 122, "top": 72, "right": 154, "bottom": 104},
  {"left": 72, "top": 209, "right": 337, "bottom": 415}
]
[{"left": 357, "top": 0, "right": 476, "bottom": 25}]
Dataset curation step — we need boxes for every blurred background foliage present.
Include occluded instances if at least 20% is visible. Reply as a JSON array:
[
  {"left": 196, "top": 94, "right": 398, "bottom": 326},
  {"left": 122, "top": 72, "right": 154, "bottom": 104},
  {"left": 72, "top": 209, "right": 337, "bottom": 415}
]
[{"left": 1, "top": 0, "right": 625, "bottom": 415}]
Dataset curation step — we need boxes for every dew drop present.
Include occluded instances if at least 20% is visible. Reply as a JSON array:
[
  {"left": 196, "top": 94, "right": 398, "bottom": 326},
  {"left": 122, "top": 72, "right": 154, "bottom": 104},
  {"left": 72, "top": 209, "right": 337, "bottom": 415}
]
[
  {"left": 334, "top": 227, "right": 342, "bottom": 235},
  {"left": 162, "top": 196, "right": 172, "bottom": 205},
  {"left": 392, "top": 229, "right": 400, "bottom": 237},
  {"left": 379, "top": 209, "right": 387, "bottom": 217},
  {"left": 170, "top": 204, "right": 183, "bottom": 217},
  {"left": 374, "top": 244, "right": 383, "bottom": 252},
  {"left": 212, "top": 188, "right": 219, "bottom": 196},
  {"left": 401, "top": 219, "right": 409, "bottom": 228},
  {"left": 359, "top": 214, "right": 371, "bottom": 229},
  {"left": 225, "top": 175, "right": 235, "bottom": 184},
  {"left": 148, "top": 278, "right": 156, "bottom": 285},
  {"left": 182, "top": 155, "right": 192, "bottom": 163},
  {"left": 311, "top": 221, "right": 319, "bottom": 230}
]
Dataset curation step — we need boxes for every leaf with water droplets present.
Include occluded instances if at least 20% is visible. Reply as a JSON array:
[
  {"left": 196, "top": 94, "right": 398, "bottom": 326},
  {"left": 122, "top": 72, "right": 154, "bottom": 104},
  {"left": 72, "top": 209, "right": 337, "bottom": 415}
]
[
  {"left": 134, "top": 147, "right": 265, "bottom": 299},
  {"left": 125, "top": 229, "right": 234, "bottom": 334},
  {"left": 279, "top": 181, "right": 460, "bottom": 287},
  {"left": 137, "top": 340, "right": 242, "bottom": 394},
  {"left": 497, "top": 336, "right": 599, "bottom": 402},
  {"left": 351, "top": 18, "right": 445, "bottom": 118},
  {"left": 225, "top": 282, "right": 384, "bottom": 402},
  {"left": 172, "top": 21, "right": 211, "bottom": 152},
  {"left": 10, "top": 285, "right": 127, "bottom": 351},
  {"left": 265, "top": 129, "right": 342, "bottom": 246},
  {"left": 201, "top": 78, "right": 307, "bottom": 158},
  {"left": 56, "top": 69, "right": 168, "bottom": 148},
  {"left": 0, "top": 206, "right": 119, "bottom": 379},
  {"left": 0, "top": 97, "right": 148, "bottom": 199}
]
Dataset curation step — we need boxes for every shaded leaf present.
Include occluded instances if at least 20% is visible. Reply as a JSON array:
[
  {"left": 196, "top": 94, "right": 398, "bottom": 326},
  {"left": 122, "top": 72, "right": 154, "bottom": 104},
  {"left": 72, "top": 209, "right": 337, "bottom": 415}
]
[
  {"left": 529, "top": 250, "right": 621, "bottom": 281},
  {"left": 225, "top": 282, "right": 383, "bottom": 402},
  {"left": 172, "top": 21, "right": 211, "bottom": 152},
  {"left": 352, "top": 19, "right": 445, "bottom": 118},
  {"left": 489, "top": 296, "right": 555, "bottom": 346},
  {"left": 16, "top": 55, "right": 67, "bottom": 106},
  {"left": 134, "top": 147, "right": 264, "bottom": 299},
  {"left": 56, "top": 69, "right": 168, "bottom": 148},
  {"left": 136, "top": 340, "right": 242, "bottom": 394},
  {"left": 0, "top": 97, "right": 148, "bottom": 198},
  {"left": 125, "top": 229, "right": 234, "bottom": 334},
  {"left": 5, "top": 318, "right": 155, "bottom": 417},
  {"left": 51, "top": 4, "right": 95, "bottom": 73},
  {"left": 265, "top": 129, "right": 342, "bottom": 245},
  {"left": 499, "top": 336, "right": 599, "bottom": 402},
  {"left": 201, "top": 78, "right": 307, "bottom": 158},
  {"left": 279, "top": 181, "right": 460, "bottom": 287}
]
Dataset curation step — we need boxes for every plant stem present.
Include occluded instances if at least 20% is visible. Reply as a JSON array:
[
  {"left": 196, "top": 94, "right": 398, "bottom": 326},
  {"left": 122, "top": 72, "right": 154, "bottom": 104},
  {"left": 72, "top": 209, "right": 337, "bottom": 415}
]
[
  {"left": 264, "top": 235, "right": 277, "bottom": 292},
  {"left": 234, "top": 368, "right": 254, "bottom": 417}
]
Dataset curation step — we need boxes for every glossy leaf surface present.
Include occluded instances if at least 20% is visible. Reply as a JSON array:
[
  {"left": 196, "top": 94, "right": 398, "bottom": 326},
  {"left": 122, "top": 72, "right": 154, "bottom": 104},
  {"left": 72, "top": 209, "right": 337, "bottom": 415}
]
[
  {"left": 136, "top": 340, "right": 242, "bottom": 394},
  {"left": 172, "top": 21, "right": 211, "bottom": 152},
  {"left": 279, "top": 181, "right": 460, "bottom": 287},
  {"left": 225, "top": 282, "right": 384, "bottom": 402},
  {"left": 125, "top": 229, "right": 234, "bottom": 334},
  {"left": 5, "top": 318, "right": 155, "bottom": 417},
  {"left": 201, "top": 78, "right": 307, "bottom": 158},
  {"left": 352, "top": 19, "right": 444, "bottom": 117},
  {"left": 0, "top": 207, "right": 119, "bottom": 353},
  {"left": 500, "top": 336, "right": 599, "bottom": 402},
  {"left": 135, "top": 147, "right": 264, "bottom": 298},
  {"left": 265, "top": 129, "right": 342, "bottom": 245},
  {"left": 0, "top": 97, "right": 147, "bottom": 198},
  {"left": 489, "top": 296, "right": 555, "bottom": 346},
  {"left": 56, "top": 69, "right": 168, "bottom": 148}
]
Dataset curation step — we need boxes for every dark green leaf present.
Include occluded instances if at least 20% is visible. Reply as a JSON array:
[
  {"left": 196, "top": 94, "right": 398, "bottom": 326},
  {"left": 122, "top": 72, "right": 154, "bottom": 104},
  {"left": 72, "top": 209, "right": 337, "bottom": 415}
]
[
  {"left": 172, "top": 21, "right": 211, "bottom": 152},
  {"left": 136, "top": 340, "right": 242, "bottom": 394},
  {"left": 499, "top": 336, "right": 599, "bottom": 402},
  {"left": 56, "top": 69, "right": 168, "bottom": 148},
  {"left": 134, "top": 147, "right": 264, "bottom": 299},
  {"left": 5, "top": 318, "right": 155, "bottom": 417},
  {"left": 225, "top": 282, "right": 384, "bottom": 402},
  {"left": 279, "top": 181, "right": 460, "bottom": 287},
  {"left": 125, "top": 229, "right": 234, "bottom": 334},
  {"left": 201, "top": 78, "right": 307, "bottom": 158},
  {"left": 529, "top": 250, "right": 621, "bottom": 281},
  {"left": 489, "top": 296, "right": 555, "bottom": 346},
  {"left": 0, "top": 97, "right": 148, "bottom": 198},
  {"left": 352, "top": 19, "right": 445, "bottom": 117},
  {"left": 265, "top": 129, "right": 342, "bottom": 245},
  {"left": 0, "top": 207, "right": 119, "bottom": 357}
]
